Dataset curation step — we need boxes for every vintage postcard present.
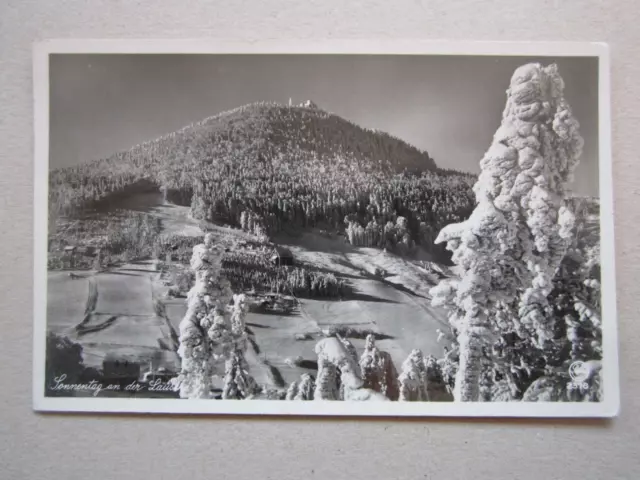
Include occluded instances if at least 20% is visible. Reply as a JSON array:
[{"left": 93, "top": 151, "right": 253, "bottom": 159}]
[{"left": 33, "top": 40, "right": 619, "bottom": 417}]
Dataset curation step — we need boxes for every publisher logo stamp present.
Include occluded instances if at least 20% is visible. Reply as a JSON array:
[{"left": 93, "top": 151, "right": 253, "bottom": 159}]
[{"left": 567, "top": 361, "right": 589, "bottom": 392}]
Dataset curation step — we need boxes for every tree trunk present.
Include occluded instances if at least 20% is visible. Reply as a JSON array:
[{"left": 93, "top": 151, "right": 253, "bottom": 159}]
[{"left": 454, "top": 318, "right": 490, "bottom": 402}]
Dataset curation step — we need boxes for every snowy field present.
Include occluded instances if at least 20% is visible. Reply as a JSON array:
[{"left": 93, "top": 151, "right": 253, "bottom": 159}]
[
  {"left": 47, "top": 272, "right": 91, "bottom": 335},
  {"left": 47, "top": 261, "right": 180, "bottom": 375},
  {"left": 280, "top": 234, "right": 452, "bottom": 384}
]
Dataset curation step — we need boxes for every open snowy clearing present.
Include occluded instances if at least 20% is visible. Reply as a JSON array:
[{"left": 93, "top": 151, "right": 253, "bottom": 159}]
[
  {"left": 47, "top": 271, "right": 91, "bottom": 335},
  {"left": 279, "top": 233, "right": 453, "bottom": 380},
  {"left": 47, "top": 262, "right": 180, "bottom": 374},
  {"left": 94, "top": 268, "right": 155, "bottom": 316}
]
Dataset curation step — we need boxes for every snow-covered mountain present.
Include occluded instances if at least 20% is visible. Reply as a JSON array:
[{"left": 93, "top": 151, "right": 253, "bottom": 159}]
[{"left": 50, "top": 101, "right": 439, "bottom": 215}]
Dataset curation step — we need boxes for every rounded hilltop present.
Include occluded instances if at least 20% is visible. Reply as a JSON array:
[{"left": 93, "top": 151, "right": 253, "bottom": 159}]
[
  {"left": 178, "top": 99, "right": 437, "bottom": 174},
  {"left": 50, "top": 99, "right": 441, "bottom": 215}
]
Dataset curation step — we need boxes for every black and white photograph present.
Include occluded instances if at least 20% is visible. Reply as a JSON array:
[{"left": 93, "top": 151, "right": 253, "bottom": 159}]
[{"left": 33, "top": 40, "right": 618, "bottom": 416}]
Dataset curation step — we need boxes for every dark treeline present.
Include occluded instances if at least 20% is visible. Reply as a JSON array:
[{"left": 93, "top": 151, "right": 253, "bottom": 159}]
[
  {"left": 166, "top": 244, "right": 350, "bottom": 299},
  {"left": 222, "top": 252, "right": 349, "bottom": 298},
  {"left": 197, "top": 160, "right": 475, "bottom": 257}
]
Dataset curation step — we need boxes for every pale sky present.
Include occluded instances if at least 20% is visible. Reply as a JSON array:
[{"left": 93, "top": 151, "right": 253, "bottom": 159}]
[{"left": 49, "top": 54, "right": 599, "bottom": 195}]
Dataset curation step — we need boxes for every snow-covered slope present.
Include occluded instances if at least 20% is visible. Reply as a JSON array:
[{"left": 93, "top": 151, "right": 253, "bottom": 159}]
[{"left": 50, "top": 101, "right": 438, "bottom": 214}]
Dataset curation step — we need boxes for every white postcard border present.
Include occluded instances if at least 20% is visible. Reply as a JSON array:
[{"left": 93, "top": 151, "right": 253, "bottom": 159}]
[{"left": 32, "top": 39, "right": 619, "bottom": 418}]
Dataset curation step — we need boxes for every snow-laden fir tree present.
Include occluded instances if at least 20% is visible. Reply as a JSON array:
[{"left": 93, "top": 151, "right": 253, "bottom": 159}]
[
  {"left": 521, "top": 197, "right": 603, "bottom": 402},
  {"left": 555, "top": 197, "right": 601, "bottom": 364},
  {"left": 430, "top": 63, "right": 584, "bottom": 402},
  {"left": 338, "top": 334, "right": 359, "bottom": 364},
  {"left": 314, "top": 357, "right": 339, "bottom": 400},
  {"left": 359, "top": 334, "right": 399, "bottom": 400},
  {"left": 398, "top": 349, "right": 430, "bottom": 401},
  {"left": 174, "top": 233, "right": 255, "bottom": 399},
  {"left": 174, "top": 234, "right": 225, "bottom": 398},
  {"left": 285, "top": 381, "right": 298, "bottom": 400},
  {"left": 230, "top": 293, "right": 249, "bottom": 337},
  {"left": 221, "top": 294, "right": 258, "bottom": 399},
  {"left": 295, "top": 373, "right": 316, "bottom": 400},
  {"left": 314, "top": 337, "right": 363, "bottom": 400},
  {"left": 313, "top": 337, "right": 390, "bottom": 401},
  {"left": 336, "top": 335, "right": 361, "bottom": 400},
  {"left": 222, "top": 349, "right": 258, "bottom": 399},
  {"left": 286, "top": 373, "right": 316, "bottom": 400}
]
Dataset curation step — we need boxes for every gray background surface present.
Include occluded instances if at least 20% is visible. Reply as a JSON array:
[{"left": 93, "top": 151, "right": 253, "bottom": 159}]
[{"left": 1, "top": 1, "right": 639, "bottom": 479}]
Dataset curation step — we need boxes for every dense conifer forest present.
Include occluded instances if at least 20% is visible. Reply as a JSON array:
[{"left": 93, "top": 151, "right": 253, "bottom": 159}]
[{"left": 49, "top": 102, "right": 476, "bottom": 256}]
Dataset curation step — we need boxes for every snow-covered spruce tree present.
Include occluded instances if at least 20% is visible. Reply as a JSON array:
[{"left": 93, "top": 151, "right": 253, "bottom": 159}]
[
  {"left": 221, "top": 293, "right": 258, "bottom": 399},
  {"left": 314, "top": 356, "right": 339, "bottom": 400},
  {"left": 174, "top": 234, "right": 224, "bottom": 399},
  {"left": 336, "top": 335, "right": 361, "bottom": 400},
  {"left": 398, "top": 349, "right": 430, "bottom": 401},
  {"left": 295, "top": 373, "right": 316, "bottom": 400},
  {"left": 557, "top": 197, "right": 601, "bottom": 364},
  {"left": 430, "top": 344, "right": 459, "bottom": 395},
  {"left": 174, "top": 233, "right": 256, "bottom": 399},
  {"left": 222, "top": 349, "right": 258, "bottom": 399},
  {"left": 337, "top": 334, "right": 359, "bottom": 369},
  {"left": 359, "top": 334, "right": 399, "bottom": 400},
  {"left": 314, "top": 337, "right": 363, "bottom": 400},
  {"left": 314, "top": 337, "right": 389, "bottom": 402},
  {"left": 430, "top": 63, "right": 584, "bottom": 402},
  {"left": 285, "top": 381, "right": 299, "bottom": 400},
  {"left": 230, "top": 293, "right": 249, "bottom": 337},
  {"left": 522, "top": 197, "right": 603, "bottom": 402},
  {"left": 286, "top": 373, "right": 316, "bottom": 400}
]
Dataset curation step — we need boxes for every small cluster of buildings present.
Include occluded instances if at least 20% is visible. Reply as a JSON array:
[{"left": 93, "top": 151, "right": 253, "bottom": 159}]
[{"left": 61, "top": 245, "right": 102, "bottom": 269}]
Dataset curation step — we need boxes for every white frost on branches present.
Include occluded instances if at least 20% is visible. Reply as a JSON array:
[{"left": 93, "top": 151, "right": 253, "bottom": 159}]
[
  {"left": 313, "top": 336, "right": 388, "bottom": 401},
  {"left": 359, "top": 334, "right": 399, "bottom": 400},
  {"left": 222, "top": 349, "right": 258, "bottom": 400},
  {"left": 398, "top": 349, "right": 430, "bottom": 401},
  {"left": 286, "top": 373, "right": 316, "bottom": 400},
  {"left": 295, "top": 374, "right": 316, "bottom": 400},
  {"left": 430, "top": 63, "right": 584, "bottom": 402},
  {"left": 230, "top": 294, "right": 249, "bottom": 336},
  {"left": 314, "top": 356, "right": 340, "bottom": 400},
  {"left": 174, "top": 233, "right": 256, "bottom": 399},
  {"left": 314, "top": 337, "right": 363, "bottom": 400},
  {"left": 222, "top": 293, "right": 258, "bottom": 399}
]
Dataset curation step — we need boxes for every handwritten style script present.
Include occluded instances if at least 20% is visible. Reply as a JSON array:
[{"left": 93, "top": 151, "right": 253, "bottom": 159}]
[{"left": 50, "top": 374, "right": 175, "bottom": 396}]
